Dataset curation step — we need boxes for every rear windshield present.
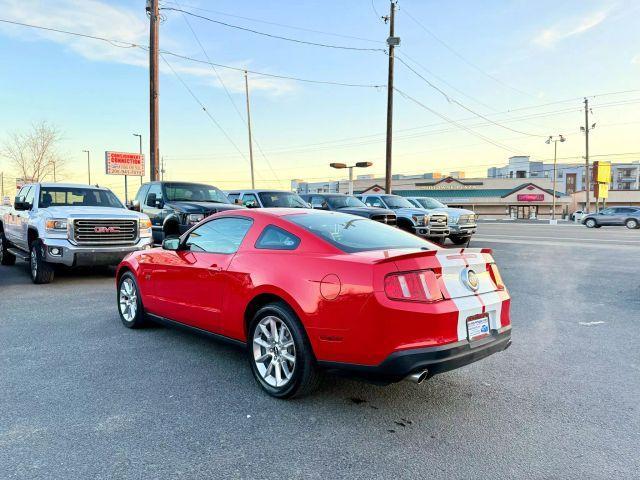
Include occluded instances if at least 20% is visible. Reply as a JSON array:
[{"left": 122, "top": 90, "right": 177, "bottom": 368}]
[
  {"left": 39, "top": 187, "right": 123, "bottom": 208},
  {"left": 258, "top": 192, "right": 308, "bottom": 208},
  {"left": 287, "top": 212, "right": 433, "bottom": 253},
  {"left": 325, "top": 196, "right": 367, "bottom": 209}
]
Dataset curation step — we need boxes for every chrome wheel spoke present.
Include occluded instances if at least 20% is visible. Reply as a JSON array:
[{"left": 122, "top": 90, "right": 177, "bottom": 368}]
[
  {"left": 281, "top": 352, "right": 295, "bottom": 363},
  {"left": 259, "top": 323, "right": 271, "bottom": 340},
  {"left": 254, "top": 337, "right": 270, "bottom": 349}
]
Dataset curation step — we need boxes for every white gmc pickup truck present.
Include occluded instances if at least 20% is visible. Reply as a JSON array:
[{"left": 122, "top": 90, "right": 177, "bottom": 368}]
[{"left": 0, "top": 182, "right": 153, "bottom": 284}]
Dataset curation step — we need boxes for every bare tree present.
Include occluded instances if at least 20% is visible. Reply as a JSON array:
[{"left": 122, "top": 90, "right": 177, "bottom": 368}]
[{"left": 1, "top": 121, "right": 65, "bottom": 182}]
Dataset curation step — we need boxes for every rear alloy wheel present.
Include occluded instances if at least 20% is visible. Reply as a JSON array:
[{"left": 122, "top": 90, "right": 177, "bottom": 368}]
[
  {"left": 248, "top": 302, "right": 321, "bottom": 399},
  {"left": 0, "top": 230, "right": 16, "bottom": 266},
  {"left": 30, "top": 240, "right": 54, "bottom": 284},
  {"left": 625, "top": 219, "right": 639, "bottom": 229},
  {"left": 584, "top": 218, "right": 597, "bottom": 228},
  {"left": 117, "top": 272, "right": 147, "bottom": 328}
]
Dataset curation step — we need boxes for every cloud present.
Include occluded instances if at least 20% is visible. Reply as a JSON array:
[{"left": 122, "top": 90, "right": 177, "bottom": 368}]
[
  {"left": 633, "top": 55, "right": 640, "bottom": 65},
  {"left": 533, "top": 9, "right": 609, "bottom": 47},
  {"left": 0, "top": 0, "right": 294, "bottom": 95}
]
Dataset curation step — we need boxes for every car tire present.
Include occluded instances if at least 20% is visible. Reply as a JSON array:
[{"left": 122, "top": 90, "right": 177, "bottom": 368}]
[
  {"left": 449, "top": 235, "right": 470, "bottom": 245},
  {"left": 117, "top": 272, "right": 147, "bottom": 328},
  {"left": 248, "top": 301, "right": 321, "bottom": 399},
  {"left": 0, "top": 230, "right": 16, "bottom": 266},
  {"left": 30, "top": 240, "right": 54, "bottom": 284},
  {"left": 584, "top": 218, "right": 597, "bottom": 228},
  {"left": 625, "top": 219, "right": 639, "bottom": 229}
]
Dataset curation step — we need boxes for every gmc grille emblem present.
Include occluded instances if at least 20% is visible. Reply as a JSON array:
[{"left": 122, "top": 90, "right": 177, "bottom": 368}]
[{"left": 94, "top": 226, "right": 121, "bottom": 233}]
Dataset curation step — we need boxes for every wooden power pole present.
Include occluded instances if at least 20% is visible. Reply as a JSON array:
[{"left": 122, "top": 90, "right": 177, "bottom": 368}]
[
  {"left": 148, "top": 0, "right": 160, "bottom": 181},
  {"left": 384, "top": 1, "right": 398, "bottom": 194},
  {"left": 244, "top": 71, "right": 255, "bottom": 189}
]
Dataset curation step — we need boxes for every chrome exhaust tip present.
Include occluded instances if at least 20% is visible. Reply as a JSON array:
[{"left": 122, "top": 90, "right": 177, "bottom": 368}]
[{"left": 405, "top": 369, "right": 429, "bottom": 384}]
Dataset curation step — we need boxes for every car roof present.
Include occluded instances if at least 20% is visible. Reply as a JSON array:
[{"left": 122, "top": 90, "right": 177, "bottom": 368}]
[{"left": 38, "top": 182, "right": 109, "bottom": 190}]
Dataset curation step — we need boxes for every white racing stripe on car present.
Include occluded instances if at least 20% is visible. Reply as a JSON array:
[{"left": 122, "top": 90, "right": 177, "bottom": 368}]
[{"left": 452, "top": 295, "right": 484, "bottom": 341}]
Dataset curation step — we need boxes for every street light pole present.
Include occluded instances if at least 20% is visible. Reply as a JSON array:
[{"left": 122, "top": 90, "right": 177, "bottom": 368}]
[
  {"left": 329, "top": 162, "right": 373, "bottom": 194},
  {"left": 83, "top": 150, "right": 91, "bottom": 184},
  {"left": 546, "top": 135, "right": 566, "bottom": 221},
  {"left": 133, "top": 133, "right": 143, "bottom": 186}
]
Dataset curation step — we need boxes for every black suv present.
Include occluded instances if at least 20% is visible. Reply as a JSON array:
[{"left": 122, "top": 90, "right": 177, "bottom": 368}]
[
  {"left": 130, "top": 181, "right": 244, "bottom": 243},
  {"left": 299, "top": 193, "right": 396, "bottom": 225}
]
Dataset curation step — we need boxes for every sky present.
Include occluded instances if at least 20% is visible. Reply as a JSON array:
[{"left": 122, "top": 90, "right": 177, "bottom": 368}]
[{"left": 0, "top": 0, "right": 639, "bottom": 199}]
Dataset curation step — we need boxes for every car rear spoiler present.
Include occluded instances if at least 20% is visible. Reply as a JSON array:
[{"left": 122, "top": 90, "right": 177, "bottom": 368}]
[{"left": 372, "top": 247, "right": 493, "bottom": 265}]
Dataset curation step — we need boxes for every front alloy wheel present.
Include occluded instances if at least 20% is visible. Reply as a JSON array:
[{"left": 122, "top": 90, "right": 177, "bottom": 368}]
[
  {"left": 585, "top": 218, "right": 597, "bottom": 228},
  {"left": 117, "top": 272, "right": 147, "bottom": 328}
]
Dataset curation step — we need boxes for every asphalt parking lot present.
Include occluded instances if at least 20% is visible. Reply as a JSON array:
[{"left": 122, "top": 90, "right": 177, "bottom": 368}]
[{"left": 1, "top": 222, "right": 639, "bottom": 479}]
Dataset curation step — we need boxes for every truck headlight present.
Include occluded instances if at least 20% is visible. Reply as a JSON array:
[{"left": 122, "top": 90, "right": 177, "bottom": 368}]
[
  {"left": 139, "top": 217, "right": 152, "bottom": 238},
  {"left": 188, "top": 213, "right": 205, "bottom": 224},
  {"left": 45, "top": 219, "right": 68, "bottom": 231},
  {"left": 412, "top": 215, "right": 426, "bottom": 226}
]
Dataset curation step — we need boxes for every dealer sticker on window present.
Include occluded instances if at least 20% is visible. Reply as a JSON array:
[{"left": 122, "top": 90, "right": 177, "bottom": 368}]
[{"left": 467, "top": 314, "right": 490, "bottom": 342}]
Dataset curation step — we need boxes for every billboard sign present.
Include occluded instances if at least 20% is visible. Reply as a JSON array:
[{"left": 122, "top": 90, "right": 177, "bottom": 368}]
[
  {"left": 105, "top": 151, "right": 145, "bottom": 176},
  {"left": 517, "top": 194, "right": 544, "bottom": 202}
]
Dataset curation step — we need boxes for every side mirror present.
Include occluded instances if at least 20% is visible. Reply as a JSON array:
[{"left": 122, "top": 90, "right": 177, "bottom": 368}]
[
  {"left": 129, "top": 200, "right": 141, "bottom": 211},
  {"left": 162, "top": 237, "right": 181, "bottom": 251},
  {"left": 155, "top": 199, "right": 164, "bottom": 208},
  {"left": 14, "top": 196, "right": 29, "bottom": 211}
]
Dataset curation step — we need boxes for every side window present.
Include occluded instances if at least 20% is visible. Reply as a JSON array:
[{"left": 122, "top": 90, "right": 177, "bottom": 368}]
[
  {"left": 185, "top": 217, "right": 253, "bottom": 254},
  {"left": 255, "top": 225, "right": 300, "bottom": 250},
  {"left": 24, "top": 186, "right": 36, "bottom": 208},
  {"left": 365, "top": 196, "right": 383, "bottom": 208},
  {"left": 136, "top": 184, "right": 150, "bottom": 205},
  {"left": 227, "top": 193, "right": 240, "bottom": 204},
  {"left": 146, "top": 184, "right": 162, "bottom": 207},
  {"left": 242, "top": 193, "right": 259, "bottom": 208}
]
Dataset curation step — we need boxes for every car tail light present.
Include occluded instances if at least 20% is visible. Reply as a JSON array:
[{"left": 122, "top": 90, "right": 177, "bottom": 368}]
[
  {"left": 488, "top": 263, "right": 505, "bottom": 290},
  {"left": 384, "top": 270, "right": 443, "bottom": 302}
]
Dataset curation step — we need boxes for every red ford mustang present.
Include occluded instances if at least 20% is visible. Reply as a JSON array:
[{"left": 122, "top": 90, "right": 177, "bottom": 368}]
[{"left": 116, "top": 208, "right": 511, "bottom": 398}]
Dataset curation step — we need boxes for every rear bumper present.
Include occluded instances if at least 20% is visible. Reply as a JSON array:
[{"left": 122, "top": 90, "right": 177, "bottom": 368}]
[
  {"left": 42, "top": 237, "right": 153, "bottom": 266},
  {"left": 319, "top": 326, "right": 511, "bottom": 384}
]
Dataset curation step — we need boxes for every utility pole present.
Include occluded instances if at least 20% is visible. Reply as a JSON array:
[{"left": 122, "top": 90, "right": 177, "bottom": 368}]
[
  {"left": 583, "top": 98, "right": 590, "bottom": 213},
  {"left": 244, "top": 70, "right": 255, "bottom": 189},
  {"left": 384, "top": 1, "right": 399, "bottom": 194},
  {"left": 1, "top": 172, "right": 4, "bottom": 199},
  {"left": 546, "top": 135, "right": 566, "bottom": 221},
  {"left": 83, "top": 150, "right": 91, "bottom": 184},
  {"left": 148, "top": 0, "right": 160, "bottom": 181}
]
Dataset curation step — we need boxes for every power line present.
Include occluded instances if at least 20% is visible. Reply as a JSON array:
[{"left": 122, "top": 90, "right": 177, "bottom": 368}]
[
  {"left": 162, "top": 7, "right": 386, "bottom": 52},
  {"left": 400, "top": 6, "right": 535, "bottom": 99},
  {"left": 160, "top": 1, "right": 383, "bottom": 44},
  {"left": 171, "top": 1, "right": 282, "bottom": 185},
  {"left": 394, "top": 87, "right": 527, "bottom": 154},
  {"left": 395, "top": 55, "right": 548, "bottom": 138},
  {"left": 0, "top": 17, "right": 384, "bottom": 89}
]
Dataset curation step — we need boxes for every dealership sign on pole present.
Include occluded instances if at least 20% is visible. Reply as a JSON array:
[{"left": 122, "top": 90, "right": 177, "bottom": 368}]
[{"left": 105, "top": 151, "right": 145, "bottom": 176}]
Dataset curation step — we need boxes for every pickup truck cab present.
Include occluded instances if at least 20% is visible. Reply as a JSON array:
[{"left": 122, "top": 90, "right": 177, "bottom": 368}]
[
  {"left": 299, "top": 193, "right": 397, "bottom": 225},
  {"left": 406, "top": 197, "right": 477, "bottom": 245},
  {"left": 130, "top": 181, "right": 244, "bottom": 244},
  {"left": 226, "top": 190, "right": 309, "bottom": 209},
  {"left": 357, "top": 193, "right": 449, "bottom": 241},
  {"left": 0, "top": 183, "right": 153, "bottom": 284}
]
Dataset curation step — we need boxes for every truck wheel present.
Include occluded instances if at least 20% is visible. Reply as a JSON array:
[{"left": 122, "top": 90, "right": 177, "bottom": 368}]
[
  {"left": 30, "top": 239, "right": 54, "bottom": 284},
  {"left": 248, "top": 301, "right": 321, "bottom": 399},
  {"left": 450, "top": 235, "right": 471, "bottom": 245},
  {"left": 0, "top": 230, "right": 16, "bottom": 266},
  {"left": 625, "top": 218, "right": 639, "bottom": 229}
]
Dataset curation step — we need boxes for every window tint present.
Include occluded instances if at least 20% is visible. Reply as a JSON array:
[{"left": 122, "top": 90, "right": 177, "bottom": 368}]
[
  {"left": 164, "top": 183, "right": 229, "bottom": 204},
  {"left": 146, "top": 184, "right": 162, "bottom": 207},
  {"left": 324, "top": 195, "right": 367, "bottom": 209},
  {"left": 227, "top": 193, "right": 240, "bottom": 203},
  {"left": 255, "top": 225, "right": 300, "bottom": 250},
  {"left": 364, "top": 196, "right": 383, "bottom": 208},
  {"left": 135, "top": 184, "right": 150, "bottom": 205},
  {"left": 286, "top": 212, "right": 433, "bottom": 253},
  {"left": 39, "top": 187, "right": 122, "bottom": 208},
  {"left": 242, "top": 193, "right": 259, "bottom": 208},
  {"left": 185, "top": 217, "right": 252, "bottom": 254},
  {"left": 310, "top": 196, "right": 328, "bottom": 209},
  {"left": 258, "top": 191, "right": 308, "bottom": 208}
]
